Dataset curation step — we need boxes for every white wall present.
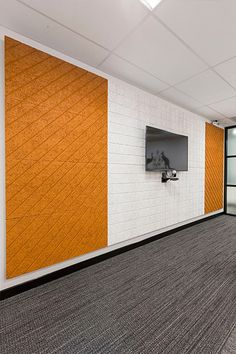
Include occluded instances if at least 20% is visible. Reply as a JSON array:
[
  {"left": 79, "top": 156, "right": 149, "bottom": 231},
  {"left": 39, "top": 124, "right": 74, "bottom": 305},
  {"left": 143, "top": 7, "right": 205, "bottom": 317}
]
[
  {"left": 108, "top": 78, "right": 206, "bottom": 245},
  {"left": 0, "top": 27, "right": 222, "bottom": 291},
  {"left": 0, "top": 34, "right": 6, "bottom": 291}
]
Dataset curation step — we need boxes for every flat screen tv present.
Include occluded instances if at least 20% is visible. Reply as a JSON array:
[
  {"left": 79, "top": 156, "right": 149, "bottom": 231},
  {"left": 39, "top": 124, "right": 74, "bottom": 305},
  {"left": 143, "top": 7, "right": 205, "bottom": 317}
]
[{"left": 145, "top": 126, "right": 188, "bottom": 171}]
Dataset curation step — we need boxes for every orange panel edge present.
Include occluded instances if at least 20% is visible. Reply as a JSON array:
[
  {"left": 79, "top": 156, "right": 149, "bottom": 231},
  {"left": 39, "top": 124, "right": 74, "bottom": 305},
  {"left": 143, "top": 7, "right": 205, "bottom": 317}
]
[
  {"left": 5, "top": 36, "right": 108, "bottom": 278},
  {"left": 205, "top": 122, "right": 224, "bottom": 214}
]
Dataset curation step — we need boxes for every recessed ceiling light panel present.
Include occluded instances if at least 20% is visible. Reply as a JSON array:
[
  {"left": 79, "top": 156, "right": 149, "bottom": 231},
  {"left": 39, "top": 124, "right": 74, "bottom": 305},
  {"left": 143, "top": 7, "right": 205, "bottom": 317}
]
[{"left": 139, "top": 0, "right": 163, "bottom": 11}]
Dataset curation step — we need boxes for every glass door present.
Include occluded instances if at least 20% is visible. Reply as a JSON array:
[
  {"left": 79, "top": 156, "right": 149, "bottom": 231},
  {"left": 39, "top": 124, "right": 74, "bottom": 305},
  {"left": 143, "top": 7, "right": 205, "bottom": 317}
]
[{"left": 226, "top": 126, "right": 236, "bottom": 215}]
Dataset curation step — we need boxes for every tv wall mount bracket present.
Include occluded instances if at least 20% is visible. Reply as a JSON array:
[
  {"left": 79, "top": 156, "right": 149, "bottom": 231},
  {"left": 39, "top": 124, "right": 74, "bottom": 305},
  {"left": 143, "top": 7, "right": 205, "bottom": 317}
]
[{"left": 161, "top": 170, "right": 179, "bottom": 183}]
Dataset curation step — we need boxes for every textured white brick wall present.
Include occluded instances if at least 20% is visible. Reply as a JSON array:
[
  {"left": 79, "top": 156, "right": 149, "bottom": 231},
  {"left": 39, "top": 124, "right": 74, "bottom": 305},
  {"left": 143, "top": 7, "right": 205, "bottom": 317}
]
[{"left": 108, "top": 78, "right": 206, "bottom": 246}]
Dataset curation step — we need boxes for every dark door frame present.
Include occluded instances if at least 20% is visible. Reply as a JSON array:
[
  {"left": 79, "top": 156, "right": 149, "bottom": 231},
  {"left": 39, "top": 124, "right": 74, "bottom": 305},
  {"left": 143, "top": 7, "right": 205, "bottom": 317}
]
[{"left": 224, "top": 125, "right": 236, "bottom": 216}]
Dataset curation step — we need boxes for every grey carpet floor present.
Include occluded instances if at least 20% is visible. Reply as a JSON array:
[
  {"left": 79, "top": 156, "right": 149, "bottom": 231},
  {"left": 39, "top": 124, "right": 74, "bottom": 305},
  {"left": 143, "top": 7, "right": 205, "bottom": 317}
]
[
  {"left": 222, "top": 326, "right": 236, "bottom": 354},
  {"left": 1, "top": 215, "right": 236, "bottom": 354}
]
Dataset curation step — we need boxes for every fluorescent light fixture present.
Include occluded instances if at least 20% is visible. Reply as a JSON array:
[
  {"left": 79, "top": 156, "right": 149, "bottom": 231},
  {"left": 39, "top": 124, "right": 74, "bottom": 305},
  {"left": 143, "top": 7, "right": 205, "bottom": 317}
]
[{"left": 139, "top": 0, "right": 163, "bottom": 11}]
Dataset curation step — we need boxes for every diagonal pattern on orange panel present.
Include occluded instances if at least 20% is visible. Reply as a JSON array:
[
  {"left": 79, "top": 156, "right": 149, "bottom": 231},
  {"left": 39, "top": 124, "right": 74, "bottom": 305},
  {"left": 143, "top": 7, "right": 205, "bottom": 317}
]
[
  {"left": 5, "top": 37, "right": 108, "bottom": 278},
  {"left": 205, "top": 123, "right": 224, "bottom": 214}
]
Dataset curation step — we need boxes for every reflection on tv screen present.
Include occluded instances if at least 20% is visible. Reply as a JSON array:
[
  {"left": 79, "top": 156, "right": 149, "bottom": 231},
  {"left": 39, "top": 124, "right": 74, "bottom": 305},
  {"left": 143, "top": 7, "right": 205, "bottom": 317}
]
[{"left": 145, "top": 126, "right": 188, "bottom": 171}]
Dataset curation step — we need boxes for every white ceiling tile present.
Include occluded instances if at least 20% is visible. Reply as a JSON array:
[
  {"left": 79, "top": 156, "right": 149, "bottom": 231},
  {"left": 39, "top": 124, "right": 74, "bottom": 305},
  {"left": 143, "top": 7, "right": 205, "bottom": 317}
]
[
  {"left": 216, "top": 117, "right": 235, "bottom": 127},
  {"left": 159, "top": 87, "right": 201, "bottom": 111},
  {"left": 99, "top": 54, "right": 168, "bottom": 94},
  {"left": 176, "top": 70, "right": 236, "bottom": 105},
  {"left": 0, "top": 0, "right": 108, "bottom": 66},
  {"left": 214, "top": 57, "right": 236, "bottom": 89},
  {"left": 19, "top": 0, "right": 148, "bottom": 50},
  {"left": 193, "top": 106, "right": 226, "bottom": 121},
  {"left": 220, "top": 119, "right": 236, "bottom": 127},
  {"left": 156, "top": 0, "right": 236, "bottom": 66},
  {"left": 115, "top": 17, "right": 207, "bottom": 85},
  {"left": 227, "top": 118, "right": 236, "bottom": 126},
  {"left": 209, "top": 96, "right": 236, "bottom": 118}
]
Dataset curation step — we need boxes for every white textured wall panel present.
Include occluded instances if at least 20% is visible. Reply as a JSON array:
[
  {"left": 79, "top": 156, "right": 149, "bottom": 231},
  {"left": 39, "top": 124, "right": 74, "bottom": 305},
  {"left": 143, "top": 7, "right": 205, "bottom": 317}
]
[{"left": 108, "top": 78, "right": 206, "bottom": 246}]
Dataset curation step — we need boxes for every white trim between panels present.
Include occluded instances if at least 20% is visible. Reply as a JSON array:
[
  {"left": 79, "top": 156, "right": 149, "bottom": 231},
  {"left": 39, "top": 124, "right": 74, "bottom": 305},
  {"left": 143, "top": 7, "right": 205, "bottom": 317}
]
[{"left": 0, "top": 34, "right": 6, "bottom": 291}]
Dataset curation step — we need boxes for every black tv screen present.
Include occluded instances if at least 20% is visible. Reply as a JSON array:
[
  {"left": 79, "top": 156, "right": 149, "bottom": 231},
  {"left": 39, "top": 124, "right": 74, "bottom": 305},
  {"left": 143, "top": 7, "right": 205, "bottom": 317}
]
[{"left": 145, "top": 126, "right": 188, "bottom": 171}]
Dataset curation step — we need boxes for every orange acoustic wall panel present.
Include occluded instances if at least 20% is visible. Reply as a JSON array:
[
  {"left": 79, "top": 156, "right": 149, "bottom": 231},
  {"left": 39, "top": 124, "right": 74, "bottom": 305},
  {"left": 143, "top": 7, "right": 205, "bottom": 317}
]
[
  {"left": 5, "top": 37, "right": 108, "bottom": 278},
  {"left": 205, "top": 123, "right": 224, "bottom": 214}
]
